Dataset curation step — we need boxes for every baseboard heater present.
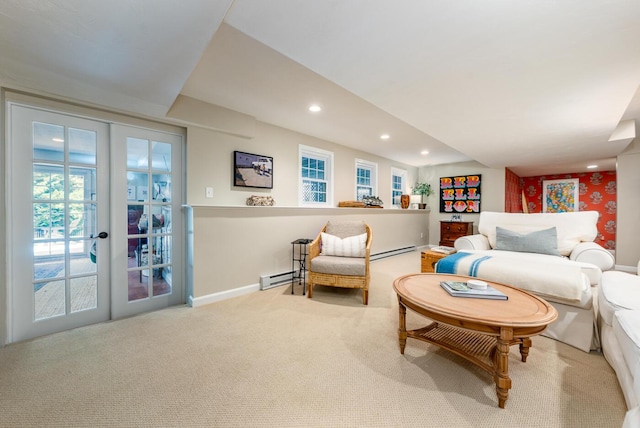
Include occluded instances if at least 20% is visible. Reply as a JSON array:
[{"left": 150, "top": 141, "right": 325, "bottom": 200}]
[
  {"left": 370, "top": 246, "right": 416, "bottom": 261},
  {"left": 259, "top": 246, "right": 416, "bottom": 290},
  {"left": 260, "top": 271, "right": 295, "bottom": 290}
]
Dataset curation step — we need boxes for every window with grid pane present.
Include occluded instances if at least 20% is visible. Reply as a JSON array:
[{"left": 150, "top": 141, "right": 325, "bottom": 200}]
[
  {"left": 391, "top": 167, "right": 407, "bottom": 208},
  {"left": 300, "top": 145, "right": 333, "bottom": 206},
  {"left": 355, "top": 159, "right": 377, "bottom": 201}
]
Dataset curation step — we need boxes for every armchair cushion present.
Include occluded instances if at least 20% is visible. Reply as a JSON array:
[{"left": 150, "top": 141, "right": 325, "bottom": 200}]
[
  {"left": 310, "top": 255, "right": 366, "bottom": 276},
  {"left": 494, "top": 226, "right": 560, "bottom": 256},
  {"left": 320, "top": 232, "right": 366, "bottom": 257},
  {"left": 325, "top": 220, "right": 366, "bottom": 238}
]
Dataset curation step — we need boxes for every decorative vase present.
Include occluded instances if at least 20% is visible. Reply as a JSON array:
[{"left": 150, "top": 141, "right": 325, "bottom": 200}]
[{"left": 400, "top": 194, "right": 410, "bottom": 209}]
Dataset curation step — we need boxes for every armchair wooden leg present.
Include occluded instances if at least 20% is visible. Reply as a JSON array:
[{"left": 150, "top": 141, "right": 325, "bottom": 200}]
[
  {"left": 363, "top": 289, "right": 368, "bottom": 305},
  {"left": 308, "top": 283, "right": 313, "bottom": 299}
]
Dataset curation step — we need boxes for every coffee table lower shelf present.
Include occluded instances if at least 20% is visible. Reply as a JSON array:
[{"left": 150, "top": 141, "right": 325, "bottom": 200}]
[
  {"left": 399, "top": 312, "right": 532, "bottom": 409},
  {"left": 404, "top": 323, "right": 530, "bottom": 378}
]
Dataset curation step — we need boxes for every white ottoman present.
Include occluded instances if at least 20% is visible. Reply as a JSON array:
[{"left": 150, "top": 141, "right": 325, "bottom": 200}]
[
  {"left": 623, "top": 406, "right": 639, "bottom": 428},
  {"left": 600, "top": 270, "right": 640, "bottom": 411},
  {"left": 600, "top": 271, "right": 640, "bottom": 327}
]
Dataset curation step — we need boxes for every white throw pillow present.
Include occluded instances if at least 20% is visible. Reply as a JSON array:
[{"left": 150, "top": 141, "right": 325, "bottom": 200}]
[{"left": 321, "top": 232, "right": 367, "bottom": 257}]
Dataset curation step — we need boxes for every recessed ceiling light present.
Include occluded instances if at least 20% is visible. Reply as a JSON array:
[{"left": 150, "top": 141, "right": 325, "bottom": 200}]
[
  {"left": 587, "top": 164, "right": 598, "bottom": 169},
  {"left": 421, "top": 150, "right": 429, "bottom": 155},
  {"left": 52, "top": 138, "right": 64, "bottom": 142},
  {"left": 380, "top": 134, "right": 390, "bottom": 140},
  {"left": 309, "top": 104, "right": 322, "bottom": 113}
]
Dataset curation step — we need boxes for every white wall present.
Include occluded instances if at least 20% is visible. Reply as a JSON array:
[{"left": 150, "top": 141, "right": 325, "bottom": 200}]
[
  {"left": 616, "top": 137, "right": 640, "bottom": 268},
  {"left": 418, "top": 162, "right": 506, "bottom": 245},
  {"left": 185, "top": 121, "right": 418, "bottom": 207},
  {"left": 190, "top": 207, "right": 428, "bottom": 299},
  {"left": 168, "top": 96, "right": 429, "bottom": 300}
]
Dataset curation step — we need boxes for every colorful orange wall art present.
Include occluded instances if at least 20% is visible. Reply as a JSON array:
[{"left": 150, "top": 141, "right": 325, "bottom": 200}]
[
  {"left": 542, "top": 178, "right": 579, "bottom": 213},
  {"left": 439, "top": 174, "right": 482, "bottom": 213}
]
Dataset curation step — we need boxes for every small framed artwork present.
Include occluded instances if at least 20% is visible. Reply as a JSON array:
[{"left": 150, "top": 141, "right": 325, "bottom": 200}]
[
  {"left": 450, "top": 213, "right": 462, "bottom": 222},
  {"left": 542, "top": 178, "right": 579, "bottom": 212},
  {"left": 233, "top": 151, "right": 273, "bottom": 189},
  {"left": 137, "top": 186, "right": 149, "bottom": 202}
]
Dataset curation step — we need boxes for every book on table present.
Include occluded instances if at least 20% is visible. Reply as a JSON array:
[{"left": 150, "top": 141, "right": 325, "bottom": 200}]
[
  {"left": 431, "top": 246, "right": 456, "bottom": 255},
  {"left": 439, "top": 281, "right": 508, "bottom": 300}
]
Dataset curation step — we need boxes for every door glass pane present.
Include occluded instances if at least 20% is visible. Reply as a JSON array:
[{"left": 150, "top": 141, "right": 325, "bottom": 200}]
[
  {"left": 70, "top": 276, "right": 97, "bottom": 312},
  {"left": 35, "top": 279, "right": 65, "bottom": 320},
  {"left": 33, "top": 203, "right": 53, "bottom": 241},
  {"left": 128, "top": 235, "right": 150, "bottom": 301},
  {"left": 152, "top": 174, "right": 171, "bottom": 202},
  {"left": 69, "top": 167, "right": 96, "bottom": 201},
  {"left": 151, "top": 141, "right": 171, "bottom": 172},
  {"left": 128, "top": 172, "right": 149, "bottom": 202},
  {"left": 33, "top": 164, "right": 64, "bottom": 201},
  {"left": 33, "top": 122, "right": 64, "bottom": 162},
  {"left": 34, "top": 239, "right": 66, "bottom": 258},
  {"left": 33, "top": 202, "right": 65, "bottom": 245},
  {"left": 69, "top": 128, "right": 97, "bottom": 165},
  {"left": 127, "top": 137, "right": 148, "bottom": 169},
  {"left": 34, "top": 253, "right": 65, "bottom": 280},
  {"left": 128, "top": 202, "right": 150, "bottom": 302},
  {"left": 68, "top": 203, "right": 96, "bottom": 238},
  {"left": 70, "top": 241, "right": 96, "bottom": 276}
]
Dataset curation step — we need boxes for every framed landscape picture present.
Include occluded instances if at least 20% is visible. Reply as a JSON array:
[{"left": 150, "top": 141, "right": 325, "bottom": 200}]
[
  {"left": 233, "top": 151, "right": 273, "bottom": 189},
  {"left": 542, "top": 178, "right": 579, "bottom": 212}
]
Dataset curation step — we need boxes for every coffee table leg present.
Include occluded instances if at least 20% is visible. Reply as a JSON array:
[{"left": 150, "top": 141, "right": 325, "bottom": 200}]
[
  {"left": 519, "top": 337, "right": 532, "bottom": 362},
  {"left": 397, "top": 298, "right": 407, "bottom": 354},
  {"left": 495, "top": 328, "right": 513, "bottom": 408}
]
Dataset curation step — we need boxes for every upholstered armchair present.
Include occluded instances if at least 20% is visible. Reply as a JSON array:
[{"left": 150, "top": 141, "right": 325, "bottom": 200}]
[{"left": 307, "top": 220, "right": 372, "bottom": 305}]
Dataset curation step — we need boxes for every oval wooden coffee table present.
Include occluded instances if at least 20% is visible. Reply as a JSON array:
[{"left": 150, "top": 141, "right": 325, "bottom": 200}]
[{"left": 393, "top": 273, "right": 558, "bottom": 408}]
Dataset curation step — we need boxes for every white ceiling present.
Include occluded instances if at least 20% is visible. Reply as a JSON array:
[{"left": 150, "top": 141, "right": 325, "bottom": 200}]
[{"left": 2, "top": 1, "right": 639, "bottom": 176}]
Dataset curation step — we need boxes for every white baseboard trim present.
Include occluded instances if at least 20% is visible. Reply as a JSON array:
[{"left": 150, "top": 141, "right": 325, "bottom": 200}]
[
  {"left": 191, "top": 283, "right": 261, "bottom": 307},
  {"left": 614, "top": 264, "right": 638, "bottom": 274}
]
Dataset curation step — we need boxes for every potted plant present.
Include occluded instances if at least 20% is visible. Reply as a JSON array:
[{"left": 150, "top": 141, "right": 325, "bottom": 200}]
[{"left": 412, "top": 182, "right": 432, "bottom": 209}]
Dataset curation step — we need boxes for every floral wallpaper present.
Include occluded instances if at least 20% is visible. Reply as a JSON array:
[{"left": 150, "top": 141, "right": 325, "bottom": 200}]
[{"left": 521, "top": 171, "right": 617, "bottom": 250}]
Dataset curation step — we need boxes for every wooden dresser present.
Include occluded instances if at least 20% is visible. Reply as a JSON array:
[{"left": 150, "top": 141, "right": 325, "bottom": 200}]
[{"left": 439, "top": 221, "right": 473, "bottom": 246}]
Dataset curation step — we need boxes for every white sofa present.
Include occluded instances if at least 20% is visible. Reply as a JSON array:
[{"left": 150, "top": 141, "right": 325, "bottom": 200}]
[
  {"left": 438, "top": 211, "right": 615, "bottom": 352},
  {"left": 599, "top": 264, "right": 640, "bottom": 426}
]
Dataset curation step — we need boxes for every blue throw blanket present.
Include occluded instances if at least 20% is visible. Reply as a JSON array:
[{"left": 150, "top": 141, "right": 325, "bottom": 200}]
[
  {"left": 434, "top": 250, "right": 584, "bottom": 302},
  {"left": 435, "top": 252, "right": 493, "bottom": 277}
]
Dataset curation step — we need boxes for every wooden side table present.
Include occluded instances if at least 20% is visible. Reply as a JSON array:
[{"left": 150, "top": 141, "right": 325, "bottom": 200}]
[
  {"left": 421, "top": 250, "right": 449, "bottom": 273},
  {"left": 439, "top": 221, "right": 473, "bottom": 246}
]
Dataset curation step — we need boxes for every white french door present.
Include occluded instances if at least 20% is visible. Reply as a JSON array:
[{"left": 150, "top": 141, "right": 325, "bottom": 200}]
[
  {"left": 110, "top": 124, "right": 184, "bottom": 319},
  {"left": 8, "top": 105, "right": 110, "bottom": 342},
  {"left": 7, "top": 104, "right": 184, "bottom": 342}
]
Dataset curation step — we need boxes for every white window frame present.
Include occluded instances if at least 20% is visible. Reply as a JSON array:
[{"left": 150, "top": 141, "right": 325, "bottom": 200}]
[
  {"left": 390, "top": 167, "right": 407, "bottom": 208},
  {"left": 355, "top": 159, "right": 378, "bottom": 201},
  {"left": 299, "top": 145, "right": 334, "bottom": 207}
]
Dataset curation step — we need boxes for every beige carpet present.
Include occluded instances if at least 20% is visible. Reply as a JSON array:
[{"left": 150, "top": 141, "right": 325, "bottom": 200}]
[{"left": 0, "top": 251, "right": 627, "bottom": 427}]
